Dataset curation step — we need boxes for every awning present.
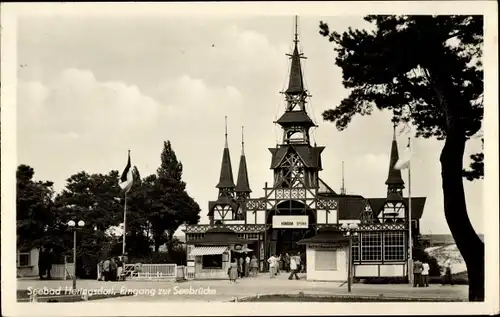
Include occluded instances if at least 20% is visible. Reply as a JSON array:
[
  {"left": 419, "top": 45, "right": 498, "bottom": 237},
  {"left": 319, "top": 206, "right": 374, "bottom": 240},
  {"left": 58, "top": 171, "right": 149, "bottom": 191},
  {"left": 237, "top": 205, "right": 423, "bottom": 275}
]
[{"left": 189, "top": 246, "right": 228, "bottom": 256}]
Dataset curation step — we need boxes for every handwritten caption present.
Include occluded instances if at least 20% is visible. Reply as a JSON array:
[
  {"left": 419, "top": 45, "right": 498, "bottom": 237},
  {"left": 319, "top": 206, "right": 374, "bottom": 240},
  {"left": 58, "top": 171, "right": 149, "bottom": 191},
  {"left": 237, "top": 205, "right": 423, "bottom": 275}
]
[{"left": 26, "top": 286, "right": 217, "bottom": 297}]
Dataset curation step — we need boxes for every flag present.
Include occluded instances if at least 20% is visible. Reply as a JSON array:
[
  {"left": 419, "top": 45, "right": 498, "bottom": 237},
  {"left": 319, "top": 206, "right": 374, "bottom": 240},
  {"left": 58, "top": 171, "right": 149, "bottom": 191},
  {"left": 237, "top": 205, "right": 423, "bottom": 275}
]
[
  {"left": 394, "top": 140, "right": 411, "bottom": 170},
  {"left": 119, "top": 151, "right": 133, "bottom": 192}
]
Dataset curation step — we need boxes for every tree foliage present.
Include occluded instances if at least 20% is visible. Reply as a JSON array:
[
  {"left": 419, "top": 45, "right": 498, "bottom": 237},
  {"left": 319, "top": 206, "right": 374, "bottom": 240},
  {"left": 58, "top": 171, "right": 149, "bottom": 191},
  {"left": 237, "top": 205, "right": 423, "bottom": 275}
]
[
  {"left": 16, "top": 140, "right": 201, "bottom": 277},
  {"left": 319, "top": 15, "right": 484, "bottom": 301},
  {"left": 148, "top": 141, "right": 201, "bottom": 252},
  {"left": 319, "top": 15, "right": 483, "bottom": 179},
  {"left": 16, "top": 165, "right": 56, "bottom": 250}
]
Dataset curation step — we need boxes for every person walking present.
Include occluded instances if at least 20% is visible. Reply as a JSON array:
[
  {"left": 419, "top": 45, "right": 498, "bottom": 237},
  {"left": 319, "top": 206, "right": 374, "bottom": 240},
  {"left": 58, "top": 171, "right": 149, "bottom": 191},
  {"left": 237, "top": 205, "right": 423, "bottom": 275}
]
[
  {"left": 288, "top": 254, "right": 300, "bottom": 280},
  {"left": 238, "top": 257, "right": 244, "bottom": 278},
  {"left": 244, "top": 254, "right": 251, "bottom": 277},
  {"left": 267, "top": 254, "right": 277, "bottom": 279},
  {"left": 442, "top": 258, "right": 454, "bottom": 286},
  {"left": 38, "top": 246, "right": 46, "bottom": 280},
  {"left": 45, "top": 248, "right": 54, "bottom": 280},
  {"left": 116, "top": 256, "right": 124, "bottom": 281},
  {"left": 250, "top": 255, "right": 259, "bottom": 276},
  {"left": 295, "top": 252, "right": 302, "bottom": 274},
  {"left": 97, "top": 260, "right": 104, "bottom": 281},
  {"left": 284, "top": 253, "right": 290, "bottom": 273},
  {"left": 413, "top": 258, "right": 423, "bottom": 287},
  {"left": 421, "top": 261, "right": 430, "bottom": 287},
  {"left": 228, "top": 258, "right": 239, "bottom": 283}
]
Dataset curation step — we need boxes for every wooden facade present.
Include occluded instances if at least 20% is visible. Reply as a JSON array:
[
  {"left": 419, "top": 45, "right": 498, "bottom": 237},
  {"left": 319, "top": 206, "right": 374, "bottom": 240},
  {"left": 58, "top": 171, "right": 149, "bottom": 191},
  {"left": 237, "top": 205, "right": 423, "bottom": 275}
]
[{"left": 185, "top": 17, "right": 425, "bottom": 278}]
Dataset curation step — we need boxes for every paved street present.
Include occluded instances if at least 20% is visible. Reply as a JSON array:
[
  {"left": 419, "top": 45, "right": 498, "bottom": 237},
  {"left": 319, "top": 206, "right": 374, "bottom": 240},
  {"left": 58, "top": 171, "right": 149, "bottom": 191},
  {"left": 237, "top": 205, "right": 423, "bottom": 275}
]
[{"left": 18, "top": 273, "right": 468, "bottom": 302}]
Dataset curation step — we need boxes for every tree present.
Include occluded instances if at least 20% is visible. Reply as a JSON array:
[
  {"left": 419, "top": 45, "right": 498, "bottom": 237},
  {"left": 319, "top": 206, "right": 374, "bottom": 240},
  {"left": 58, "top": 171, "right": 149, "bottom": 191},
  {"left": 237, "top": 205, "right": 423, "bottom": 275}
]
[
  {"left": 148, "top": 141, "right": 201, "bottom": 254},
  {"left": 54, "top": 170, "right": 123, "bottom": 277},
  {"left": 318, "top": 15, "right": 484, "bottom": 300},
  {"left": 16, "top": 164, "right": 56, "bottom": 250},
  {"left": 125, "top": 166, "right": 153, "bottom": 258}
]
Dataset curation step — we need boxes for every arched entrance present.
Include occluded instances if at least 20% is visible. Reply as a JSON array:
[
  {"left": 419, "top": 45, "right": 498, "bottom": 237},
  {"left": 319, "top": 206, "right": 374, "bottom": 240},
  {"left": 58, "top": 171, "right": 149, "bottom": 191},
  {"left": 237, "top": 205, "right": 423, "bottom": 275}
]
[{"left": 266, "top": 200, "right": 316, "bottom": 258}]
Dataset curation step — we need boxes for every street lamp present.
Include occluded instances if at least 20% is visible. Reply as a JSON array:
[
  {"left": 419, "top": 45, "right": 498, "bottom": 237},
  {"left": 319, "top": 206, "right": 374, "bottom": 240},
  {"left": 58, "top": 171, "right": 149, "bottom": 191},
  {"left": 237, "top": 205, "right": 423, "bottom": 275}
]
[
  {"left": 341, "top": 223, "right": 359, "bottom": 293},
  {"left": 68, "top": 220, "right": 85, "bottom": 290}
]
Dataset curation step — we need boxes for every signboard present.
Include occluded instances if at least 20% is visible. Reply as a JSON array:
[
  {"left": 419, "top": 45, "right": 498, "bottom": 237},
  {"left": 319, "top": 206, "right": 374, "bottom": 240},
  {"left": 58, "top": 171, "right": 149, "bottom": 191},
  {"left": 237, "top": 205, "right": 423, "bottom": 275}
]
[
  {"left": 272, "top": 215, "right": 309, "bottom": 229},
  {"left": 309, "top": 244, "right": 341, "bottom": 250}
]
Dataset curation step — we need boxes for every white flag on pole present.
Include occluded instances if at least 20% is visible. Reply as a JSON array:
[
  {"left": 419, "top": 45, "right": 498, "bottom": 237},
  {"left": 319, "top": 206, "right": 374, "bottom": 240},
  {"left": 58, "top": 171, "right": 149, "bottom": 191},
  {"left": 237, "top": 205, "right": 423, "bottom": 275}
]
[{"left": 394, "top": 141, "right": 411, "bottom": 170}]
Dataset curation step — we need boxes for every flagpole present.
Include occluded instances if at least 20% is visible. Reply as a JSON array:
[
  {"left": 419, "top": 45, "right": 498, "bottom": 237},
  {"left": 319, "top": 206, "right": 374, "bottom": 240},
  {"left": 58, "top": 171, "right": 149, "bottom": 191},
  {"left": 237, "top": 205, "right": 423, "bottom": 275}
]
[
  {"left": 408, "top": 137, "right": 413, "bottom": 285},
  {"left": 123, "top": 191, "right": 127, "bottom": 255}
]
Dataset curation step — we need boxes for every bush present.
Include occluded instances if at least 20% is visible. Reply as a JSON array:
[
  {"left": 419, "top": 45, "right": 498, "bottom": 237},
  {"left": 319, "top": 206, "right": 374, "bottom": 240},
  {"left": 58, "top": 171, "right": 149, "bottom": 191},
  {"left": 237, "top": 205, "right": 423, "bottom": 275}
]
[{"left": 129, "top": 246, "right": 186, "bottom": 265}]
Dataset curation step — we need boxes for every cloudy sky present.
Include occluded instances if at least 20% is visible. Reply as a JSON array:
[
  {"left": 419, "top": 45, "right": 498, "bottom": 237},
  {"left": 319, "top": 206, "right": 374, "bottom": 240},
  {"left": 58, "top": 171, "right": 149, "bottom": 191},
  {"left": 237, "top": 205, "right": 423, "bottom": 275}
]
[{"left": 16, "top": 13, "right": 484, "bottom": 235}]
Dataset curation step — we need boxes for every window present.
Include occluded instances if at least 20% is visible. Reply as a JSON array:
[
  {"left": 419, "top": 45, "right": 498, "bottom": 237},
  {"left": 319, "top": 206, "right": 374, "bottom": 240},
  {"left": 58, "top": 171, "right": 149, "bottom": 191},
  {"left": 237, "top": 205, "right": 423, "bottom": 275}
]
[
  {"left": 351, "top": 238, "right": 360, "bottom": 262},
  {"left": 18, "top": 253, "right": 31, "bottom": 267},
  {"left": 202, "top": 254, "right": 223, "bottom": 269},
  {"left": 237, "top": 234, "right": 245, "bottom": 239},
  {"left": 187, "top": 233, "right": 205, "bottom": 241},
  {"left": 383, "top": 231, "right": 405, "bottom": 261},
  {"left": 315, "top": 250, "right": 337, "bottom": 271},
  {"left": 361, "top": 232, "right": 382, "bottom": 261},
  {"left": 247, "top": 233, "right": 259, "bottom": 240}
]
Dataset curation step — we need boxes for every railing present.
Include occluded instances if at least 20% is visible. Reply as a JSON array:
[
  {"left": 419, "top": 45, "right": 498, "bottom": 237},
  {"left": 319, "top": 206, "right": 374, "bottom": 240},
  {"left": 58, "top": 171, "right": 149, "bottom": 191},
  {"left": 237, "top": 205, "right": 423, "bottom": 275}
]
[
  {"left": 97, "top": 263, "right": 179, "bottom": 280},
  {"left": 184, "top": 266, "right": 195, "bottom": 280},
  {"left": 52, "top": 263, "right": 74, "bottom": 280}
]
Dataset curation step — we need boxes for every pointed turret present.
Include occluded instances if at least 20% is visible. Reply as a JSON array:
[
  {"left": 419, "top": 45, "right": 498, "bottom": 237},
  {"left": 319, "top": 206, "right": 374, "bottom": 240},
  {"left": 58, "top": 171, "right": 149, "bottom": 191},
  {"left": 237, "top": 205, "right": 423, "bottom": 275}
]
[
  {"left": 275, "top": 16, "right": 316, "bottom": 145},
  {"left": 385, "top": 122, "right": 405, "bottom": 196},
  {"left": 285, "top": 16, "right": 307, "bottom": 97},
  {"left": 216, "top": 116, "right": 236, "bottom": 190},
  {"left": 235, "top": 126, "right": 251, "bottom": 195}
]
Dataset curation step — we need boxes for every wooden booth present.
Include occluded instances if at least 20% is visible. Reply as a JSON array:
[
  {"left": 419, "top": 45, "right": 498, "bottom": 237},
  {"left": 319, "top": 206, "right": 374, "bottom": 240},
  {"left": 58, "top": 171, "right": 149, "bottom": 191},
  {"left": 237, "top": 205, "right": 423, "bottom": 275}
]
[
  {"left": 297, "top": 228, "right": 350, "bottom": 282},
  {"left": 185, "top": 227, "right": 252, "bottom": 280}
]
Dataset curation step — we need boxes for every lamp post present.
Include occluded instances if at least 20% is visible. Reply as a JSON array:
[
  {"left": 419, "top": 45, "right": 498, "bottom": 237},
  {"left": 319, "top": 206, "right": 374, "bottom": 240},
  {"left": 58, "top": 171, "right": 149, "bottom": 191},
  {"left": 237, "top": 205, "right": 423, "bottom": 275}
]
[
  {"left": 341, "top": 223, "right": 359, "bottom": 293},
  {"left": 67, "top": 220, "right": 85, "bottom": 290}
]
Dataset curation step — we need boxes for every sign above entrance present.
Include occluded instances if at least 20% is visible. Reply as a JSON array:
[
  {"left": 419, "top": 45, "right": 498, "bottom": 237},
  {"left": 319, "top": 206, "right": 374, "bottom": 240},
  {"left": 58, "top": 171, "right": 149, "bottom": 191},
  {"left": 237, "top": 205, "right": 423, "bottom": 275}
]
[{"left": 272, "top": 215, "right": 308, "bottom": 229}]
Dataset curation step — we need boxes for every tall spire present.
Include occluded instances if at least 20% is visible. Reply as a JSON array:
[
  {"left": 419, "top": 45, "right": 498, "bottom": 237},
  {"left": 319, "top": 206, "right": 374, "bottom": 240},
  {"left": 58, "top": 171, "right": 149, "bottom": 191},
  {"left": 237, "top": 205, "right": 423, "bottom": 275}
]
[
  {"left": 340, "top": 161, "right": 346, "bottom": 195},
  {"left": 235, "top": 126, "right": 251, "bottom": 194},
  {"left": 285, "top": 15, "right": 306, "bottom": 96},
  {"left": 241, "top": 125, "right": 245, "bottom": 155},
  {"left": 216, "top": 116, "right": 235, "bottom": 189},
  {"left": 224, "top": 116, "right": 229, "bottom": 148},
  {"left": 385, "top": 121, "right": 405, "bottom": 195}
]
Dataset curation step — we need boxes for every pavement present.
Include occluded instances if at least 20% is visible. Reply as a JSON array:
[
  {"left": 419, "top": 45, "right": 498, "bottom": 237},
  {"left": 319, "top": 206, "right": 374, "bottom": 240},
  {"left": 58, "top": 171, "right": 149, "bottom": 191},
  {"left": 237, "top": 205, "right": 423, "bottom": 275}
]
[{"left": 17, "top": 273, "right": 468, "bottom": 302}]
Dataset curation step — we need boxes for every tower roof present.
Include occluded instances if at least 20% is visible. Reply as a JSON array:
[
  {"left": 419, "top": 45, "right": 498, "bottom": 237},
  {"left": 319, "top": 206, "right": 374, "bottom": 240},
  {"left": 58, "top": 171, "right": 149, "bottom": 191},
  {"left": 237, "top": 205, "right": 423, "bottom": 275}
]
[
  {"left": 216, "top": 117, "right": 235, "bottom": 189},
  {"left": 385, "top": 124, "right": 405, "bottom": 186},
  {"left": 285, "top": 17, "right": 306, "bottom": 96},
  {"left": 235, "top": 126, "right": 251, "bottom": 193},
  {"left": 276, "top": 110, "right": 315, "bottom": 127}
]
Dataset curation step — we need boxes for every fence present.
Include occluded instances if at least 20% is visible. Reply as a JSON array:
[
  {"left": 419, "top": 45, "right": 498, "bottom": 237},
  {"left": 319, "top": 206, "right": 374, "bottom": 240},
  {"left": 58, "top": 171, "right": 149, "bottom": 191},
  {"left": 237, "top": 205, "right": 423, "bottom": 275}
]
[
  {"left": 97, "top": 263, "right": 178, "bottom": 281},
  {"left": 52, "top": 263, "right": 74, "bottom": 280}
]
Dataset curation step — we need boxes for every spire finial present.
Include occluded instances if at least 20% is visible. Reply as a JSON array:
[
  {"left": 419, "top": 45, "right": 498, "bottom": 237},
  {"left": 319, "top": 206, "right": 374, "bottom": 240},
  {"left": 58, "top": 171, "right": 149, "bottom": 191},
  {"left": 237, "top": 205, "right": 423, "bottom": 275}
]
[
  {"left": 294, "top": 15, "right": 299, "bottom": 44},
  {"left": 341, "top": 161, "right": 346, "bottom": 195},
  {"left": 391, "top": 115, "right": 398, "bottom": 141},
  {"left": 224, "top": 116, "right": 228, "bottom": 148},
  {"left": 241, "top": 126, "right": 245, "bottom": 155}
]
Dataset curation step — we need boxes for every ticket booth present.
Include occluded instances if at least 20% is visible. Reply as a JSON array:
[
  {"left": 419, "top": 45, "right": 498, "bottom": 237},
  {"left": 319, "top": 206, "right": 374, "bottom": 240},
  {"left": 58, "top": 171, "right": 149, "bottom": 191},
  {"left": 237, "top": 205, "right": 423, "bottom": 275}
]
[
  {"left": 186, "top": 227, "right": 252, "bottom": 280},
  {"left": 297, "top": 228, "right": 350, "bottom": 282}
]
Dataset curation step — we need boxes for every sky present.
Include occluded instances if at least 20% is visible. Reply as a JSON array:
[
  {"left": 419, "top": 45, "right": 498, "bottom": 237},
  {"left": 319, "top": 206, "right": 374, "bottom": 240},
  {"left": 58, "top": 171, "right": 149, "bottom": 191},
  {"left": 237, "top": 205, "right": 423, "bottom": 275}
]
[{"left": 16, "top": 14, "right": 484, "bottom": 235}]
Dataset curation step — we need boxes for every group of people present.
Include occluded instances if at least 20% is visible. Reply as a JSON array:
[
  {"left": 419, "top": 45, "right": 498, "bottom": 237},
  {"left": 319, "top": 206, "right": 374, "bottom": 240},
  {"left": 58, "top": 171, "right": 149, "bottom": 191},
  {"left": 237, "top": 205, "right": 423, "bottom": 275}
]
[
  {"left": 267, "top": 251, "right": 305, "bottom": 280},
  {"left": 98, "top": 256, "right": 125, "bottom": 281},
  {"left": 37, "top": 246, "right": 54, "bottom": 280},
  {"left": 412, "top": 258, "right": 431, "bottom": 287},
  {"left": 227, "top": 254, "right": 259, "bottom": 283},
  {"left": 413, "top": 257, "right": 454, "bottom": 287}
]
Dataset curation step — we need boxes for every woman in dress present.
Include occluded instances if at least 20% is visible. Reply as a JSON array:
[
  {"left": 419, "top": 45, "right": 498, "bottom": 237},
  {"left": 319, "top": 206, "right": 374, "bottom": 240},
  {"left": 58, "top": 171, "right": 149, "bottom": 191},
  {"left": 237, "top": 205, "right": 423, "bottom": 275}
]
[
  {"left": 228, "top": 258, "right": 239, "bottom": 283},
  {"left": 250, "top": 255, "right": 259, "bottom": 276}
]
